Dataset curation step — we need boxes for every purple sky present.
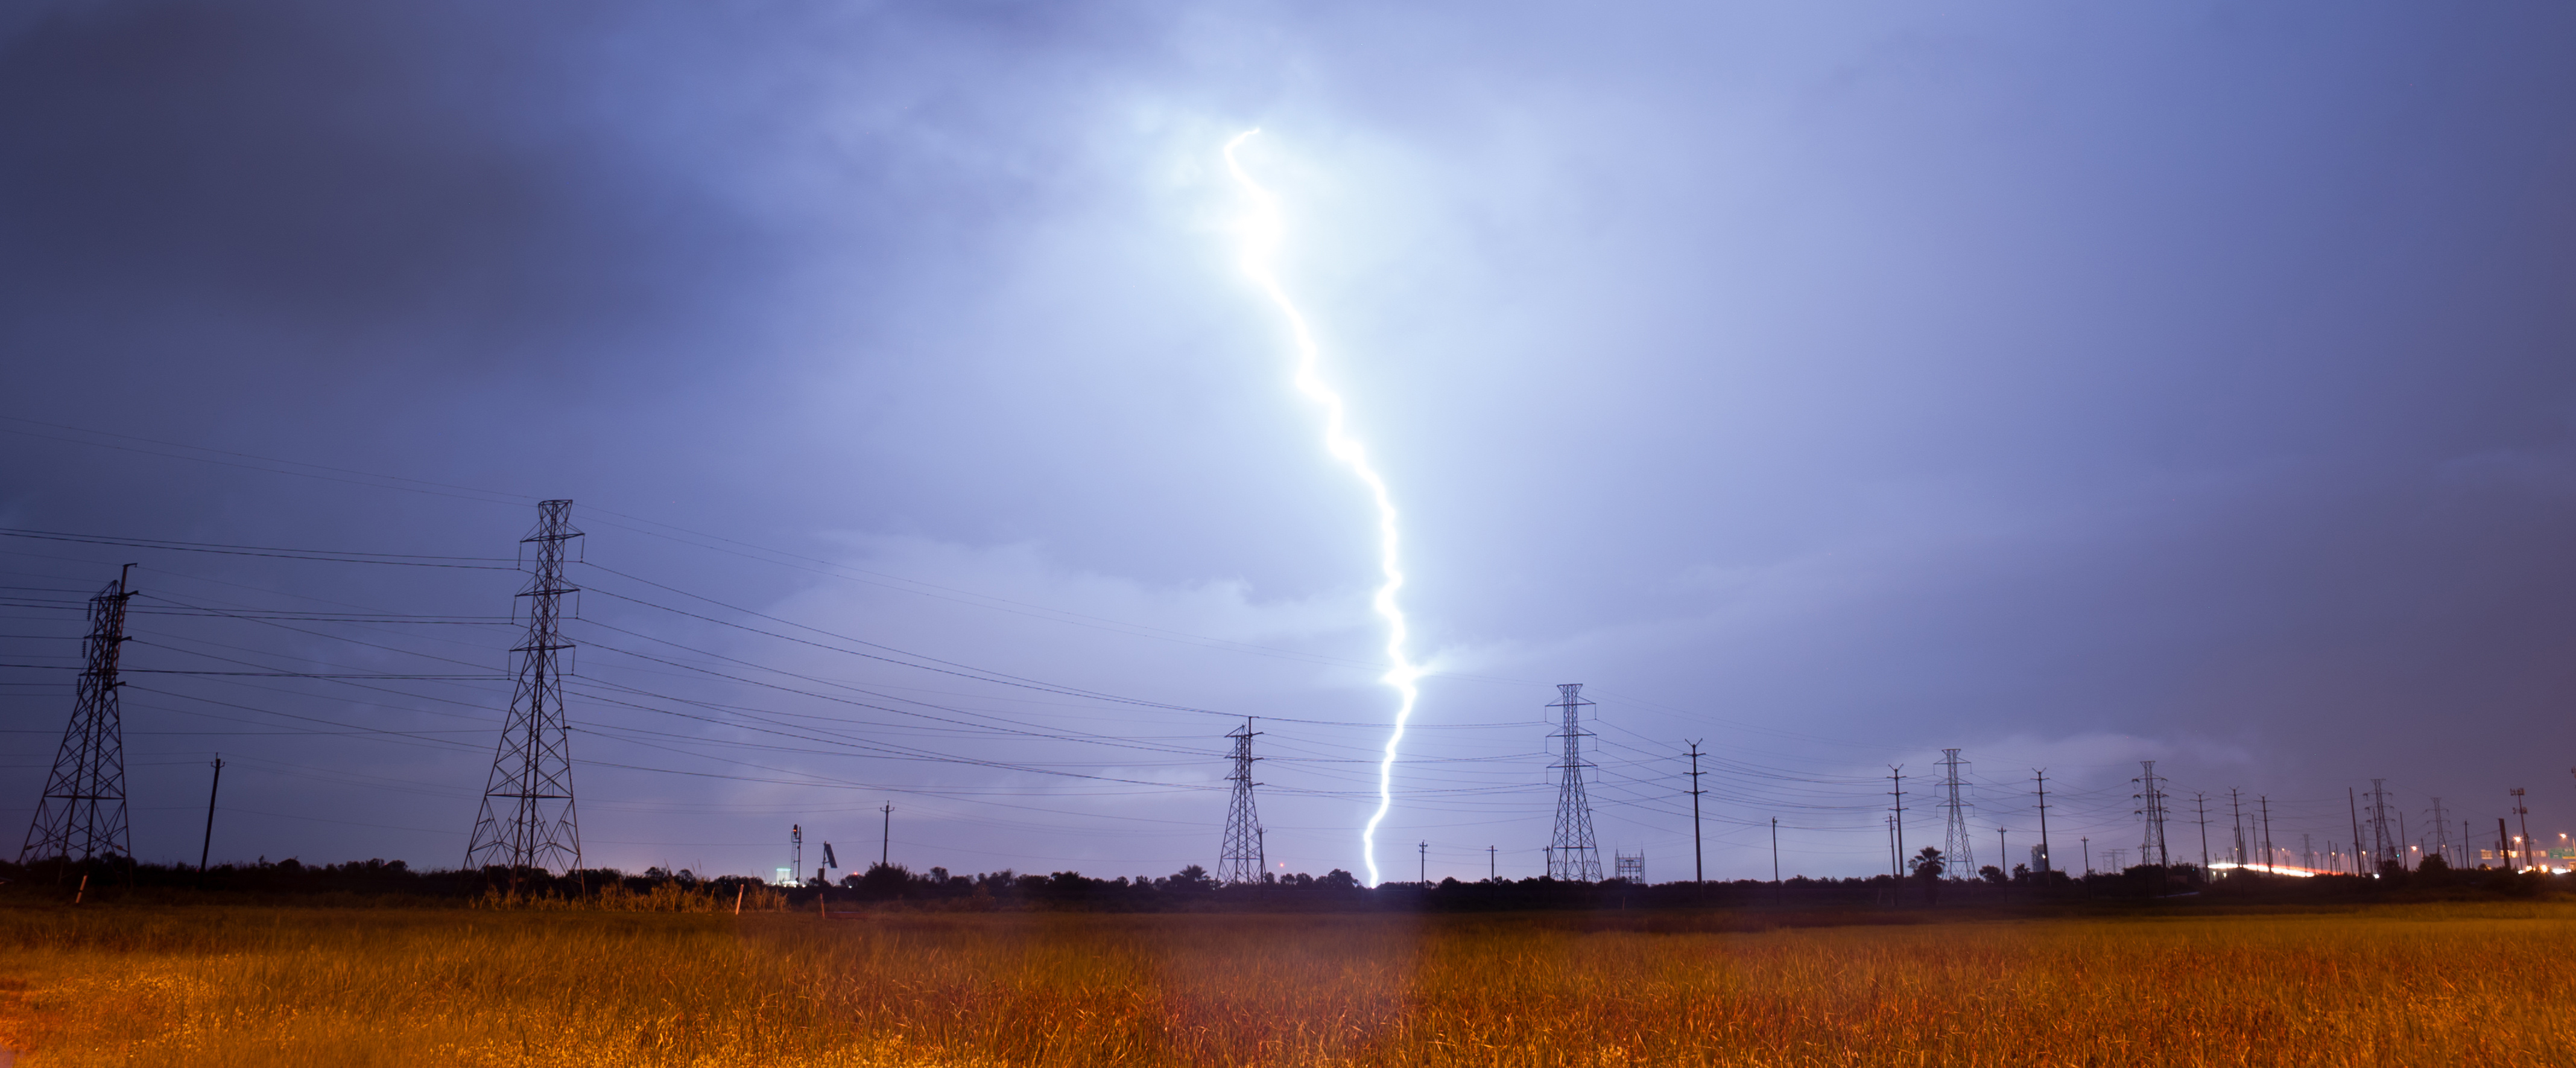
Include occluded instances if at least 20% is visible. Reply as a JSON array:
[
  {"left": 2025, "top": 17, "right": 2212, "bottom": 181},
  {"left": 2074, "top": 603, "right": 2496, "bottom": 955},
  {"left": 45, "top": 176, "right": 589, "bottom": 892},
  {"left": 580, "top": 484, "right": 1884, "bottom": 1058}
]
[{"left": 4, "top": 1, "right": 2574, "bottom": 882}]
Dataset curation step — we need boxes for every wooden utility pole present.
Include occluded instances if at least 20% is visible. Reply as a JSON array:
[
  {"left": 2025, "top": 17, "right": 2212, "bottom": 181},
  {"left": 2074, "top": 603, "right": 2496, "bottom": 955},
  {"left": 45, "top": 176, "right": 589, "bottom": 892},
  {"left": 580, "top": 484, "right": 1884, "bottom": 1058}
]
[
  {"left": 198, "top": 754, "right": 224, "bottom": 873},
  {"left": 2513, "top": 789, "right": 2533, "bottom": 872},
  {"left": 1685, "top": 741, "right": 1706, "bottom": 885},
  {"left": 1771, "top": 817, "right": 1780, "bottom": 887},
  {"left": 2033, "top": 769, "right": 2052, "bottom": 874},
  {"left": 1888, "top": 766, "right": 1905, "bottom": 877},
  {"left": 2259, "top": 796, "right": 2274, "bottom": 872}
]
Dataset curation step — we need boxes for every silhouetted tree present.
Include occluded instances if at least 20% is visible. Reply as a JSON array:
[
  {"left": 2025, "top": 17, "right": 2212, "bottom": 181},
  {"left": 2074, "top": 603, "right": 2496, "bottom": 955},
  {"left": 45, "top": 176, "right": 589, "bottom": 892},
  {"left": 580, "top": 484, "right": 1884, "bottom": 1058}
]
[{"left": 1908, "top": 847, "right": 1946, "bottom": 904}]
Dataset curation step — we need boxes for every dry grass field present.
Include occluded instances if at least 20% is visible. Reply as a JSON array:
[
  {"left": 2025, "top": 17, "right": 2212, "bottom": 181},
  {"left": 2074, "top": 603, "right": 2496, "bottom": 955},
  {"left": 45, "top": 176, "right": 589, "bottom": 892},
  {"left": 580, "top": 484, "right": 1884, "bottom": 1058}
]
[{"left": 1, "top": 901, "right": 2573, "bottom": 1066}]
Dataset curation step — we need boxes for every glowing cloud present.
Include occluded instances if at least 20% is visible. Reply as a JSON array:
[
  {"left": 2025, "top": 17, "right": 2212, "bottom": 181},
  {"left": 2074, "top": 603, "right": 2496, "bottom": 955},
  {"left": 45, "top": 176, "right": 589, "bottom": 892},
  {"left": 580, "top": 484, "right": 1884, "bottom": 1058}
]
[{"left": 1223, "top": 130, "right": 1422, "bottom": 887}]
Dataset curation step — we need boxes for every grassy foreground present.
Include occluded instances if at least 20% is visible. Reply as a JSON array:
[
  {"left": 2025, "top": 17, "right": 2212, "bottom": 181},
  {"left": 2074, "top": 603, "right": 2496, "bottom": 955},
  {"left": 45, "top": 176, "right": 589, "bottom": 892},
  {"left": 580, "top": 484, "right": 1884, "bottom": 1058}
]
[{"left": 2, "top": 903, "right": 2574, "bottom": 1066}]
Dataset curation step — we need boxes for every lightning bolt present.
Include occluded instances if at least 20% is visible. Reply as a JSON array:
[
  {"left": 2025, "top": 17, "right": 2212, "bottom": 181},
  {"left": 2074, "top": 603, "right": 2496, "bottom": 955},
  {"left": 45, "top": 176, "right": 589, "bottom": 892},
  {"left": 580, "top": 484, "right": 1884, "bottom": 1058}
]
[{"left": 1224, "top": 129, "right": 1422, "bottom": 888}]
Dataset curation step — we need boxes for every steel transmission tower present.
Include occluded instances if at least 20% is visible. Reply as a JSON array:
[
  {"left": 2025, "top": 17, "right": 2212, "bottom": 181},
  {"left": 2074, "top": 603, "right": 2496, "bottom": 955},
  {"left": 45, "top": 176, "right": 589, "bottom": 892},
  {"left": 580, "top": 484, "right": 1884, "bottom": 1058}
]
[
  {"left": 20, "top": 568, "right": 138, "bottom": 866},
  {"left": 2133, "top": 760, "right": 2169, "bottom": 866},
  {"left": 1938, "top": 748, "right": 1976, "bottom": 875},
  {"left": 1546, "top": 684, "right": 1601, "bottom": 881},
  {"left": 465, "top": 500, "right": 584, "bottom": 874},
  {"left": 1614, "top": 850, "right": 1645, "bottom": 883},
  {"left": 1219, "top": 719, "right": 1264, "bottom": 883},
  {"left": 2426, "top": 798, "right": 2451, "bottom": 868},
  {"left": 2367, "top": 779, "right": 2395, "bottom": 872},
  {"left": 2511, "top": 787, "right": 2531, "bottom": 871}
]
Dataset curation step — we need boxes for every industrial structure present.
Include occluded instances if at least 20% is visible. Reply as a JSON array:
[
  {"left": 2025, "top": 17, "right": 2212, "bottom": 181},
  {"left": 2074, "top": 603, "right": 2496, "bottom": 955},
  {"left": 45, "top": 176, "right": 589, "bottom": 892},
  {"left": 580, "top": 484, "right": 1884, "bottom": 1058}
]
[
  {"left": 19, "top": 567, "right": 137, "bottom": 866},
  {"left": 2135, "top": 760, "right": 2169, "bottom": 867},
  {"left": 1938, "top": 748, "right": 1976, "bottom": 876},
  {"left": 1220, "top": 719, "right": 1265, "bottom": 883},
  {"left": 1546, "top": 683, "right": 1601, "bottom": 881},
  {"left": 464, "top": 500, "right": 584, "bottom": 874}
]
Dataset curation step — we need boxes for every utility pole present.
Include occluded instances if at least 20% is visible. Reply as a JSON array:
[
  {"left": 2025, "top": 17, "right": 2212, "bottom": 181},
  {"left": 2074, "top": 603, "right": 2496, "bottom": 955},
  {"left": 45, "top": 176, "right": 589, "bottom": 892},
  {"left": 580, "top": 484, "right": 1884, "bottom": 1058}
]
[
  {"left": 2511, "top": 788, "right": 2532, "bottom": 872},
  {"left": 879, "top": 803, "right": 891, "bottom": 868},
  {"left": 1997, "top": 827, "right": 2007, "bottom": 877},
  {"left": 1220, "top": 719, "right": 1265, "bottom": 883},
  {"left": 2348, "top": 788, "right": 2364, "bottom": 874},
  {"left": 2499, "top": 818, "right": 2513, "bottom": 870},
  {"left": 1771, "top": 817, "right": 1780, "bottom": 887},
  {"left": 465, "top": 501, "right": 583, "bottom": 878},
  {"left": 2033, "top": 769, "right": 2052, "bottom": 873},
  {"left": 2428, "top": 798, "right": 2451, "bottom": 869},
  {"left": 1685, "top": 740, "right": 1706, "bottom": 885},
  {"left": 2081, "top": 836, "right": 2090, "bottom": 876},
  {"left": 20, "top": 565, "right": 138, "bottom": 868},
  {"left": 1888, "top": 765, "right": 1906, "bottom": 877},
  {"left": 1488, "top": 845, "right": 1496, "bottom": 881},
  {"left": 2369, "top": 780, "right": 2396, "bottom": 871},
  {"left": 2258, "top": 796, "right": 2273, "bottom": 873},
  {"left": 1939, "top": 749, "right": 1976, "bottom": 875},
  {"left": 2194, "top": 793, "right": 2211, "bottom": 874},
  {"left": 1545, "top": 684, "right": 1601, "bottom": 881},
  {"left": 2229, "top": 789, "right": 2245, "bottom": 866},
  {"left": 791, "top": 824, "right": 803, "bottom": 885},
  {"left": 198, "top": 754, "right": 223, "bottom": 873}
]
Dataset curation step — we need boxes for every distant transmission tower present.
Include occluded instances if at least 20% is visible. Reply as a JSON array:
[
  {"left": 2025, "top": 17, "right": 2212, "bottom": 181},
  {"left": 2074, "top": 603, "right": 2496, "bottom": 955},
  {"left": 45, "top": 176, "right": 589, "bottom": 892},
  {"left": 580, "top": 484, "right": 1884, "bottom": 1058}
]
[
  {"left": 2367, "top": 779, "right": 2395, "bottom": 872},
  {"left": 1219, "top": 719, "right": 1264, "bottom": 883},
  {"left": 2511, "top": 787, "right": 2531, "bottom": 871},
  {"left": 465, "top": 500, "right": 584, "bottom": 875},
  {"left": 19, "top": 567, "right": 138, "bottom": 866},
  {"left": 1614, "top": 850, "right": 1645, "bottom": 883},
  {"left": 1546, "top": 684, "right": 1601, "bottom": 881},
  {"left": 1938, "top": 748, "right": 1975, "bottom": 875},
  {"left": 2426, "top": 798, "right": 2451, "bottom": 868},
  {"left": 2133, "top": 760, "right": 2169, "bottom": 866}
]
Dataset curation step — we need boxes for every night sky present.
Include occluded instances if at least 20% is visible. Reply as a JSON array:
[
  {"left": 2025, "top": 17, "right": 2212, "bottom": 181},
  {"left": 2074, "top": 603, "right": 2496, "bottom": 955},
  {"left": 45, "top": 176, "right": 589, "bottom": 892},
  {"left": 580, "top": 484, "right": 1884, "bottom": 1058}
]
[{"left": 4, "top": 1, "right": 2574, "bottom": 883}]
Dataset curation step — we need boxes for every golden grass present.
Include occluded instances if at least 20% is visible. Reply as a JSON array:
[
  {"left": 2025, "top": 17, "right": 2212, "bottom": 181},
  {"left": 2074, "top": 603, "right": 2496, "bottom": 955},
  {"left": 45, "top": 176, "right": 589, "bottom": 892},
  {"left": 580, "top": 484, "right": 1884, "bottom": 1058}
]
[{"left": 2, "top": 902, "right": 2574, "bottom": 1066}]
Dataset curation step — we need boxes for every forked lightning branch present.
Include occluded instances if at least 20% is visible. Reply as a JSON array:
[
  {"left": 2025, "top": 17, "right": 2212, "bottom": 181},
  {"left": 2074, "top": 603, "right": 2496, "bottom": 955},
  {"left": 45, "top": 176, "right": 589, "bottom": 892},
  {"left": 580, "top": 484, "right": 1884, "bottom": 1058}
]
[{"left": 1223, "top": 130, "right": 1425, "bottom": 887}]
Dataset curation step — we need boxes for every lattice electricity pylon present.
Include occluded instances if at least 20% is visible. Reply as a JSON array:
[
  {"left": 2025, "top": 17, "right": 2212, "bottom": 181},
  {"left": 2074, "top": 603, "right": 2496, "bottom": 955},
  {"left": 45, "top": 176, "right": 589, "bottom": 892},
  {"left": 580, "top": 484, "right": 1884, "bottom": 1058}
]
[
  {"left": 1546, "top": 683, "right": 1601, "bottom": 882},
  {"left": 2369, "top": 779, "right": 2396, "bottom": 871},
  {"left": 1938, "top": 748, "right": 1976, "bottom": 876},
  {"left": 465, "top": 500, "right": 583, "bottom": 875},
  {"left": 1613, "top": 850, "right": 1645, "bottom": 883},
  {"left": 1218, "top": 719, "right": 1264, "bottom": 883},
  {"left": 2426, "top": 797, "right": 2451, "bottom": 868},
  {"left": 2133, "top": 760, "right": 2169, "bottom": 867},
  {"left": 20, "top": 570, "right": 136, "bottom": 866}
]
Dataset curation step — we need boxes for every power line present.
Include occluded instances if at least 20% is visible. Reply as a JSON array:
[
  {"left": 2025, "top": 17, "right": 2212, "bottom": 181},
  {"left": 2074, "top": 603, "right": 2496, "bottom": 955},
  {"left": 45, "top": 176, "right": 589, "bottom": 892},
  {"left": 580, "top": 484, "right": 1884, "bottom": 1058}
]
[{"left": 0, "top": 527, "right": 517, "bottom": 568}]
